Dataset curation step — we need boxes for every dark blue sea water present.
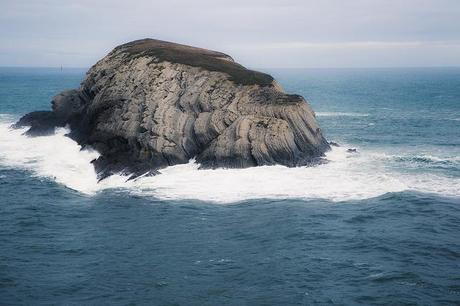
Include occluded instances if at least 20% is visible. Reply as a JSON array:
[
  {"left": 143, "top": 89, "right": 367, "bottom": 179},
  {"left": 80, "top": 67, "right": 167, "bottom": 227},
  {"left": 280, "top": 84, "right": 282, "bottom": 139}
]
[{"left": 0, "top": 67, "right": 459, "bottom": 305}]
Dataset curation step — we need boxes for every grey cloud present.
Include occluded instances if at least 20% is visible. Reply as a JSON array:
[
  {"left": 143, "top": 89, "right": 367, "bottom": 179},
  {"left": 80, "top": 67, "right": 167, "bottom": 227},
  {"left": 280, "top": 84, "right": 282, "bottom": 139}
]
[{"left": 1, "top": 0, "right": 459, "bottom": 67}]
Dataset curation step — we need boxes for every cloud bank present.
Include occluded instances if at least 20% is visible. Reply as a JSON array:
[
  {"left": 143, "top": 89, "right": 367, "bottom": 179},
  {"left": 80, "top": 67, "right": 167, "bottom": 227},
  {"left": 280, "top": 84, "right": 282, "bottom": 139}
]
[{"left": 1, "top": 0, "right": 459, "bottom": 67}]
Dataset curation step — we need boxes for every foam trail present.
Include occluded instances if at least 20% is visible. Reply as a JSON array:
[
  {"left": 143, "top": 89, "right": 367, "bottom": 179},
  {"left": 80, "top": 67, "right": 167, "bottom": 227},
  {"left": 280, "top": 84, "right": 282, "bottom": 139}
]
[
  {"left": 0, "top": 117, "right": 459, "bottom": 203},
  {"left": 316, "top": 112, "right": 370, "bottom": 117}
]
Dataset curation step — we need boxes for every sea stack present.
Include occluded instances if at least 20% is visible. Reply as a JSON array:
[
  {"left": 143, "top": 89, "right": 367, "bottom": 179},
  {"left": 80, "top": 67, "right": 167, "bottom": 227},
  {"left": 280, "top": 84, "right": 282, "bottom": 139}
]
[{"left": 15, "top": 39, "right": 330, "bottom": 178}]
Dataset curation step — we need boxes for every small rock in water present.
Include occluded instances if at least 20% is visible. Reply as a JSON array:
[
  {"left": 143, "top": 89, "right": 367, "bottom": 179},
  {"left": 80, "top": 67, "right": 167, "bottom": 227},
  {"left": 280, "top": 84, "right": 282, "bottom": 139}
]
[
  {"left": 329, "top": 141, "right": 340, "bottom": 147},
  {"left": 347, "top": 148, "right": 357, "bottom": 153}
]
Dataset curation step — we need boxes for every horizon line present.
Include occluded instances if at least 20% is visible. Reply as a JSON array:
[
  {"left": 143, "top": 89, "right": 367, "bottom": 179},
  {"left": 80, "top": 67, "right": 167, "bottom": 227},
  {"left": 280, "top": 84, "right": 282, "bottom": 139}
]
[{"left": 1, "top": 65, "right": 460, "bottom": 70}]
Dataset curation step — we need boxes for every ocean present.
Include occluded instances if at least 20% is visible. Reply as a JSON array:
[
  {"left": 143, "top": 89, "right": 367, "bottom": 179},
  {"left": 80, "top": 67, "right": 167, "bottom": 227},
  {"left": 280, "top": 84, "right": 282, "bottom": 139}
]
[{"left": 0, "top": 67, "right": 459, "bottom": 305}]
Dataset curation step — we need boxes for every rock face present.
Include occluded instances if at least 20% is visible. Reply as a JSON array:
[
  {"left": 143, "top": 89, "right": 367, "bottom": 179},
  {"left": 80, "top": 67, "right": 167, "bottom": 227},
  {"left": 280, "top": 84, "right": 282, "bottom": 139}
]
[{"left": 15, "top": 39, "right": 330, "bottom": 178}]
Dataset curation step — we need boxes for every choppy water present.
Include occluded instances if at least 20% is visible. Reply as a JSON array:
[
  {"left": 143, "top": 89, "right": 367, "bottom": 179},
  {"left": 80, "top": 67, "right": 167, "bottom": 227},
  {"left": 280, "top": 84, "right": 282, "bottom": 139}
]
[{"left": 0, "top": 67, "right": 459, "bottom": 305}]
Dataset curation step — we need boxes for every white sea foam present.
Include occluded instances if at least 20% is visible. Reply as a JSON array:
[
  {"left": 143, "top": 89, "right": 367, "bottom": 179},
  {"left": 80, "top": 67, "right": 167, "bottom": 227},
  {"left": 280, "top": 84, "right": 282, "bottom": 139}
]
[
  {"left": 0, "top": 118, "right": 458, "bottom": 203},
  {"left": 0, "top": 122, "right": 101, "bottom": 193}
]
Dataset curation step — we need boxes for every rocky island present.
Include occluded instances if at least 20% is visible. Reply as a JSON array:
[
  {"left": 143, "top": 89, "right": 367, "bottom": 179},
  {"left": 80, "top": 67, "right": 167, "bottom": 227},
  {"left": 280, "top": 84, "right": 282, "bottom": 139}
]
[{"left": 14, "top": 39, "right": 330, "bottom": 179}]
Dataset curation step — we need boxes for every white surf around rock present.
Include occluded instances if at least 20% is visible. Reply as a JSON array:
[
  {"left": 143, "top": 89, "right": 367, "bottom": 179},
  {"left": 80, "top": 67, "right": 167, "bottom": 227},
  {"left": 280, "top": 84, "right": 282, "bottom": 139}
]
[{"left": 0, "top": 117, "right": 458, "bottom": 203}]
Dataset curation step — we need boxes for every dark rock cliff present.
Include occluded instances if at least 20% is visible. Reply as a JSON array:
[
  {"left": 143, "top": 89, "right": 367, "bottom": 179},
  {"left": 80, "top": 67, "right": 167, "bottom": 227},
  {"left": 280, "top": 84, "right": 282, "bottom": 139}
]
[{"left": 15, "top": 39, "right": 330, "bottom": 178}]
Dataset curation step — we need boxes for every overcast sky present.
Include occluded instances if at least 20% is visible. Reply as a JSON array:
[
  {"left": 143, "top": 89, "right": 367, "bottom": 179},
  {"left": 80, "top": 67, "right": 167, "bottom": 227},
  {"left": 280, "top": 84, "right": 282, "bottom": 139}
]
[{"left": 1, "top": 0, "right": 460, "bottom": 68}]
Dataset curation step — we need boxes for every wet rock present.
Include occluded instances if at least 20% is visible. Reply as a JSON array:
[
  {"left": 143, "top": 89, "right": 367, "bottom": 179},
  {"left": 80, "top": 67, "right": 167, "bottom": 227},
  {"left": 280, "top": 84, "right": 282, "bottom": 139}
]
[
  {"left": 329, "top": 141, "right": 340, "bottom": 147},
  {"left": 13, "top": 111, "right": 66, "bottom": 136}
]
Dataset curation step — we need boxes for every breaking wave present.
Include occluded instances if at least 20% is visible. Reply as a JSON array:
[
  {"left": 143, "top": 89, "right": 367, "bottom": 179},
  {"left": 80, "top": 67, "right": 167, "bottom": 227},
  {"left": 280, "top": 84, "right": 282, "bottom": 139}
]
[
  {"left": 0, "top": 118, "right": 458, "bottom": 203},
  {"left": 370, "top": 152, "right": 460, "bottom": 169}
]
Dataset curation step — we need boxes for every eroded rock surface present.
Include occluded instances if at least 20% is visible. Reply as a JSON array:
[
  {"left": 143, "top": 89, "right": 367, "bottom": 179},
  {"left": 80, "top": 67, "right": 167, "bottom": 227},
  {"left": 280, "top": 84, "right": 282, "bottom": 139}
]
[{"left": 15, "top": 39, "right": 330, "bottom": 178}]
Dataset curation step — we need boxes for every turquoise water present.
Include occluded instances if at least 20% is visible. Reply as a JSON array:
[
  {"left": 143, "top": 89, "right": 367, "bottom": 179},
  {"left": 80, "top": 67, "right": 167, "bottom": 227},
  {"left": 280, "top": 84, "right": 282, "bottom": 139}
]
[{"left": 0, "top": 67, "right": 459, "bottom": 305}]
